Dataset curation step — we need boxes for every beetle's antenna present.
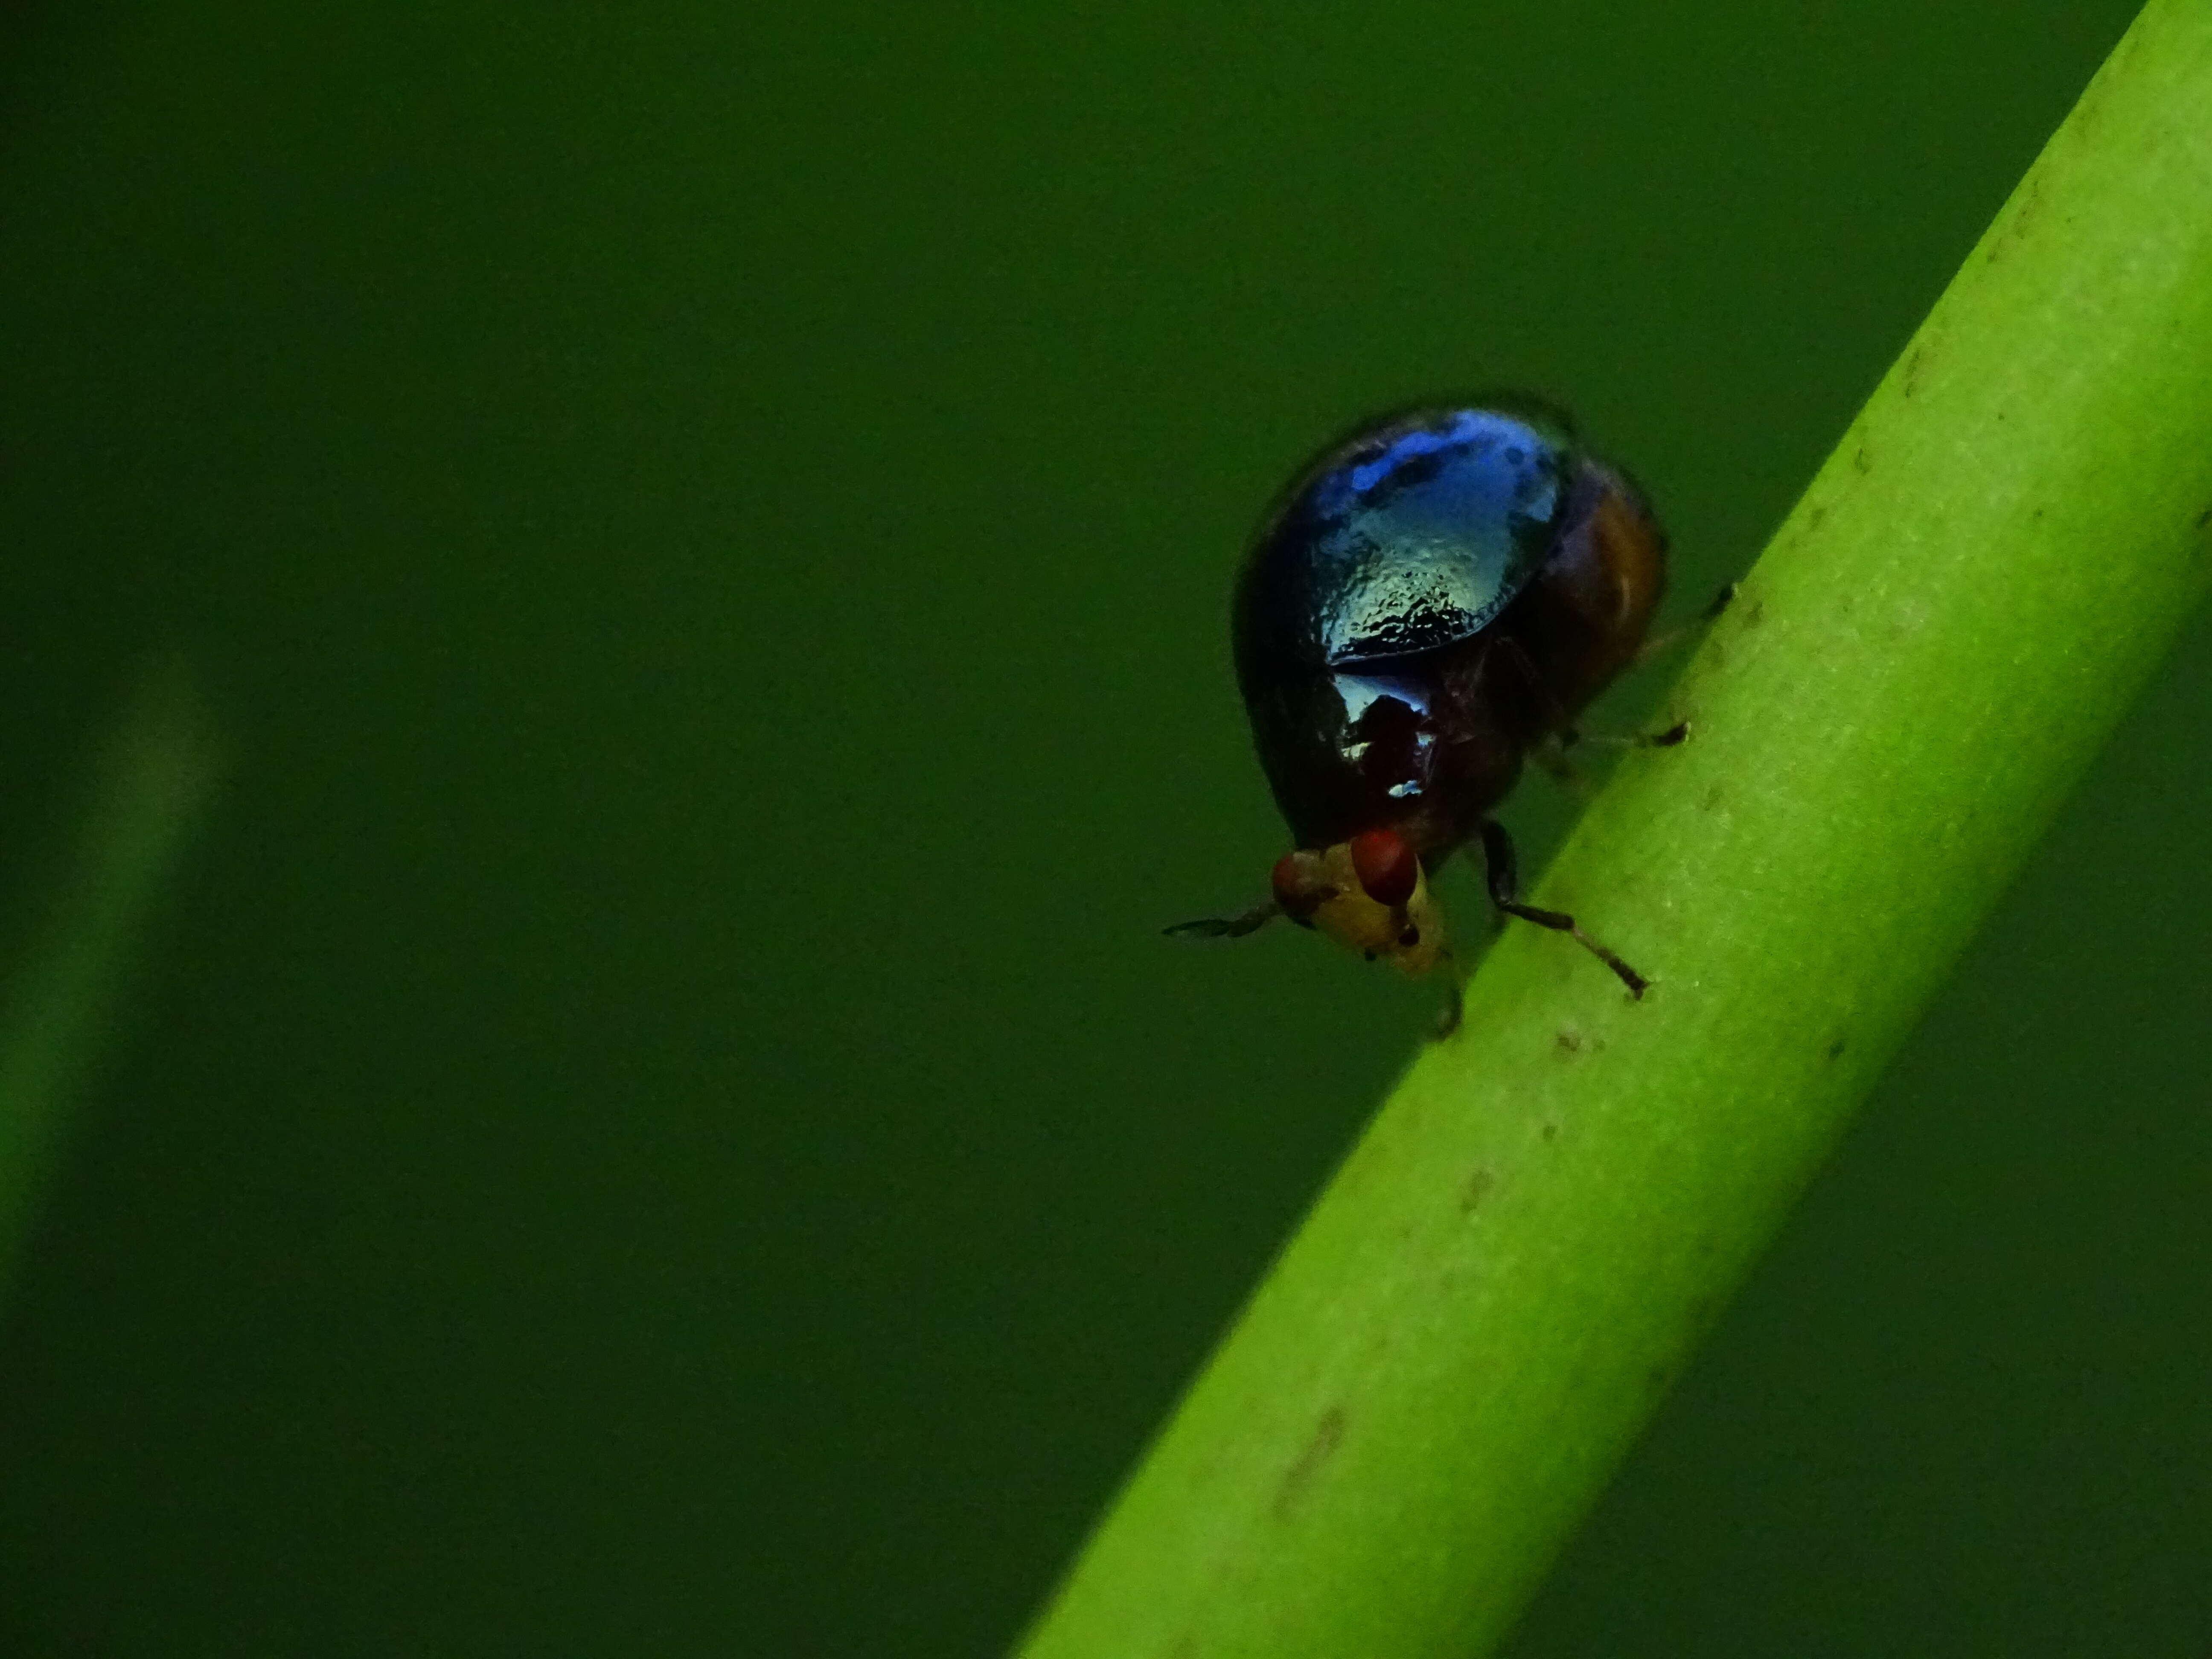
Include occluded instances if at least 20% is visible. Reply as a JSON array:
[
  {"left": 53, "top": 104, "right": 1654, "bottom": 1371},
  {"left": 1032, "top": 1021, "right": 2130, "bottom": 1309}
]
[{"left": 1164, "top": 902, "right": 1279, "bottom": 940}]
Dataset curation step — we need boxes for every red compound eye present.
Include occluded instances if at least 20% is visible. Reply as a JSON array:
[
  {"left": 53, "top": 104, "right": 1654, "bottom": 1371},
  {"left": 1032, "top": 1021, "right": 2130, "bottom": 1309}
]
[{"left": 1349, "top": 828, "right": 1417, "bottom": 908}]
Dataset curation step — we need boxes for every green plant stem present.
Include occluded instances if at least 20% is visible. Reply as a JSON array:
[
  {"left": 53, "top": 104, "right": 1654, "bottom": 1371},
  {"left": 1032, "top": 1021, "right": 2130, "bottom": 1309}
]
[
  {"left": 0, "top": 665, "right": 215, "bottom": 1293},
  {"left": 1019, "top": 6, "right": 2212, "bottom": 1655}
]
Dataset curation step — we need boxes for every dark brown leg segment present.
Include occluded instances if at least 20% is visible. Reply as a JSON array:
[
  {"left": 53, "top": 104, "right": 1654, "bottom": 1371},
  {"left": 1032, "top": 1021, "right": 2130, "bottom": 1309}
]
[{"left": 1566, "top": 720, "right": 1690, "bottom": 750}]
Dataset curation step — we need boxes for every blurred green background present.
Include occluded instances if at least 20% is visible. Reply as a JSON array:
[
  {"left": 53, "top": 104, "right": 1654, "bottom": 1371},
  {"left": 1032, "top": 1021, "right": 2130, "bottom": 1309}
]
[{"left": 1, "top": 0, "right": 2203, "bottom": 1652}]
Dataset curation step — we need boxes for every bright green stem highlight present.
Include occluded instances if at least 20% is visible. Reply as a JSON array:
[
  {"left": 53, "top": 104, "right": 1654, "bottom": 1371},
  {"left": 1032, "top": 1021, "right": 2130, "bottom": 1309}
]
[
  {"left": 1021, "top": 6, "right": 2212, "bottom": 1655},
  {"left": 0, "top": 666, "right": 215, "bottom": 1293}
]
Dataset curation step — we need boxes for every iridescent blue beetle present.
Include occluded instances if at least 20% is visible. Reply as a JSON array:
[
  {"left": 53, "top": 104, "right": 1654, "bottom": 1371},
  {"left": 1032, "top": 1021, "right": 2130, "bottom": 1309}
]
[{"left": 1173, "top": 396, "right": 1689, "bottom": 1003}]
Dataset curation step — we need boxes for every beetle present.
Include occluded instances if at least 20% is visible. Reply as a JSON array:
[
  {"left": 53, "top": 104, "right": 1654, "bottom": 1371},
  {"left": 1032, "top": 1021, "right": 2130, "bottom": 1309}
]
[{"left": 1170, "top": 396, "right": 1707, "bottom": 1010}]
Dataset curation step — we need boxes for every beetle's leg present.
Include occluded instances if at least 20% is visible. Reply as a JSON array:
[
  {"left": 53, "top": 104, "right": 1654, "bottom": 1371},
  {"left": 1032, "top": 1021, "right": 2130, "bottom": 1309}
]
[
  {"left": 1164, "top": 902, "right": 1280, "bottom": 940},
  {"left": 1476, "top": 819, "right": 1647, "bottom": 998},
  {"left": 1630, "top": 579, "right": 1738, "bottom": 667},
  {"left": 1490, "top": 634, "right": 1575, "bottom": 733},
  {"left": 1531, "top": 730, "right": 1592, "bottom": 797},
  {"left": 1493, "top": 636, "right": 1688, "bottom": 759},
  {"left": 1432, "top": 973, "right": 1465, "bottom": 1040},
  {"left": 1571, "top": 720, "right": 1691, "bottom": 751}
]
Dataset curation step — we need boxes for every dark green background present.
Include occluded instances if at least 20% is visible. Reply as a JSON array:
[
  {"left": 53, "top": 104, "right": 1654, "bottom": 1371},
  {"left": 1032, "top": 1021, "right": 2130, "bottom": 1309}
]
[{"left": 1, "top": 1, "right": 2203, "bottom": 1653}]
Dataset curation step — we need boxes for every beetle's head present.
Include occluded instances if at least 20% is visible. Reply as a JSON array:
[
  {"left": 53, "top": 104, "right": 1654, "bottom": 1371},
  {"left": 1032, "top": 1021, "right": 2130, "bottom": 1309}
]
[{"left": 1272, "top": 827, "right": 1449, "bottom": 976}]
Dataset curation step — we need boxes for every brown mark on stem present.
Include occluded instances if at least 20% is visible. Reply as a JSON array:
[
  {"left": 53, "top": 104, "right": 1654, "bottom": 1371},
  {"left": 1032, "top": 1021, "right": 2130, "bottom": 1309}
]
[
  {"left": 1987, "top": 177, "right": 2046, "bottom": 262},
  {"left": 1273, "top": 1405, "right": 1348, "bottom": 1520},
  {"left": 1460, "top": 1167, "right": 1496, "bottom": 1212}
]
